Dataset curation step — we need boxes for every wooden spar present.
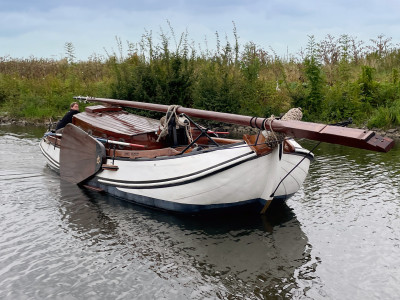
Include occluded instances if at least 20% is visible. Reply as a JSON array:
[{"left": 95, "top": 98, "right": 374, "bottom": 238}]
[{"left": 74, "top": 96, "right": 395, "bottom": 152}]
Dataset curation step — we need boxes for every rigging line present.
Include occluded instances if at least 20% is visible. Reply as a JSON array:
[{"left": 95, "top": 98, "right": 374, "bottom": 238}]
[{"left": 269, "top": 141, "right": 321, "bottom": 198}]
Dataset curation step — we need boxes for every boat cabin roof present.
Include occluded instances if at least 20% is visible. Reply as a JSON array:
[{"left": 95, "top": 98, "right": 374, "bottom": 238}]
[{"left": 73, "top": 105, "right": 160, "bottom": 136}]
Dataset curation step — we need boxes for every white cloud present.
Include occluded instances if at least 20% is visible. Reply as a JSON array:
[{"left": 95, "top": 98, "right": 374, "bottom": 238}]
[{"left": 1, "top": 0, "right": 399, "bottom": 60}]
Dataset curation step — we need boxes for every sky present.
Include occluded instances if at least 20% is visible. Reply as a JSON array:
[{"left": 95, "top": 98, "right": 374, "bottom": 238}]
[{"left": 1, "top": 0, "right": 399, "bottom": 60}]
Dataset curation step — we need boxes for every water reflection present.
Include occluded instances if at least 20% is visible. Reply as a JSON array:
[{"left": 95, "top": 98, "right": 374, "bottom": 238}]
[
  {"left": 0, "top": 124, "right": 46, "bottom": 138},
  {"left": 289, "top": 139, "right": 400, "bottom": 299},
  {"left": 58, "top": 181, "right": 311, "bottom": 298},
  {"left": 3, "top": 125, "right": 399, "bottom": 298}
]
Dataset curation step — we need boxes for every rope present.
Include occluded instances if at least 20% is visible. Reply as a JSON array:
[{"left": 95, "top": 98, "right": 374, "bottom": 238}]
[
  {"left": 157, "top": 105, "right": 180, "bottom": 142},
  {"left": 281, "top": 107, "right": 303, "bottom": 121},
  {"left": 183, "top": 118, "right": 193, "bottom": 143},
  {"left": 157, "top": 106, "right": 302, "bottom": 148},
  {"left": 157, "top": 105, "right": 193, "bottom": 143},
  {"left": 262, "top": 107, "right": 302, "bottom": 148}
]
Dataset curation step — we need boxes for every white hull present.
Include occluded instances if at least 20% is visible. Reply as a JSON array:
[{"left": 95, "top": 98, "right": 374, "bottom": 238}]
[{"left": 40, "top": 138, "right": 312, "bottom": 213}]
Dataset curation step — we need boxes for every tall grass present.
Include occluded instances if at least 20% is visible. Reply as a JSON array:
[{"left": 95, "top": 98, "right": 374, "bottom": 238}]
[
  {"left": 1, "top": 28, "right": 400, "bottom": 128},
  {"left": 0, "top": 55, "right": 112, "bottom": 119}
]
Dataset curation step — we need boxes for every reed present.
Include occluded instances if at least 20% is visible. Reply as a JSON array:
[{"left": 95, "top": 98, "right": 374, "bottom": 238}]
[{"left": 0, "top": 28, "right": 399, "bottom": 129}]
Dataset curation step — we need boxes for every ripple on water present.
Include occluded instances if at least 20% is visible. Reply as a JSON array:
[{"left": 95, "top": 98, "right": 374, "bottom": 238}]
[
  {"left": 1, "top": 131, "right": 400, "bottom": 299},
  {"left": 288, "top": 141, "right": 400, "bottom": 299}
]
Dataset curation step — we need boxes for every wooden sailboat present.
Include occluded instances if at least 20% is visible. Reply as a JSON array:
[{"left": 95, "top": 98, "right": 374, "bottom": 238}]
[{"left": 39, "top": 96, "right": 394, "bottom": 213}]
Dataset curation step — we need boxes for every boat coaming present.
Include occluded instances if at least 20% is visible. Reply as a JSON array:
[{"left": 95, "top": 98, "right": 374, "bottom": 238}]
[{"left": 40, "top": 136, "right": 312, "bottom": 213}]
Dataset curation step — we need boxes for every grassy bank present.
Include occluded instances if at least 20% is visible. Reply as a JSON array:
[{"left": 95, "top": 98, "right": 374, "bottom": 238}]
[{"left": 1, "top": 29, "right": 400, "bottom": 129}]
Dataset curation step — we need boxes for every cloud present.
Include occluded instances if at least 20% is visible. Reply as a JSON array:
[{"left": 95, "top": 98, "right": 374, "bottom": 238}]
[{"left": 1, "top": 0, "right": 399, "bottom": 60}]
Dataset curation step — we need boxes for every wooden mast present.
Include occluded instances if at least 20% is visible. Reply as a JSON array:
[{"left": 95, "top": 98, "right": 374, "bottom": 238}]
[{"left": 74, "top": 96, "right": 395, "bottom": 153}]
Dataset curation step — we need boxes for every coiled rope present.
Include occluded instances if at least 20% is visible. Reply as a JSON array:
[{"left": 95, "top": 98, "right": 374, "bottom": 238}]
[
  {"left": 157, "top": 105, "right": 193, "bottom": 143},
  {"left": 262, "top": 107, "right": 303, "bottom": 148}
]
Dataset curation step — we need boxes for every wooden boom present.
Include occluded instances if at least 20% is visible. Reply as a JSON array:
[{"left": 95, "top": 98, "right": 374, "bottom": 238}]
[{"left": 74, "top": 96, "right": 395, "bottom": 152}]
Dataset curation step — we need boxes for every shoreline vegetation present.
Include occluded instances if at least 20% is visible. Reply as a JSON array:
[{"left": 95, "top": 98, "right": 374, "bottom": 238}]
[{"left": 1, "top": 26, "right": 400, "bottom": 138}]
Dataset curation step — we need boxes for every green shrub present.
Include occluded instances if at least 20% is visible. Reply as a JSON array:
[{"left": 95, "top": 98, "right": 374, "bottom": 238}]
[
  {"left": 368, "top": 106, "right": 392, "bottom": 128},
  {"left": 367, "top": 99, "right": 400, "bottom": 128}
]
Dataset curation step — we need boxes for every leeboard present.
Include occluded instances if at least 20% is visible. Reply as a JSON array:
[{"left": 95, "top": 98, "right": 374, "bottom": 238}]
[{"left": 60, "top": 123, "right": 106, "bottom": 184}]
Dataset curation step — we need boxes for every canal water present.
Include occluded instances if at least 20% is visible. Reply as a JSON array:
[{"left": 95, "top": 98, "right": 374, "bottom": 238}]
[{"left": 0, "top": 125, "right": 399, "bottom": 299}]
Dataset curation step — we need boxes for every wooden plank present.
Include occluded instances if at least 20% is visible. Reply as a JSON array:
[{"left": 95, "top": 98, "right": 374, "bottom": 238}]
[
  {"left": 85, "top": 105, "right": 123, "bottom": 113},
  {"left": 267, "top": 120, "right": 394, "bottom": 152},
  {"left": 102, "top": 164, "right": 119, "bottom": 171}
]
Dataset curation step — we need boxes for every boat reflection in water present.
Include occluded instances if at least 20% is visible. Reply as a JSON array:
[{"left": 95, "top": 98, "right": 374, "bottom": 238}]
[{"left": 58, "top": 181, "right": 312, "bottom": 298}]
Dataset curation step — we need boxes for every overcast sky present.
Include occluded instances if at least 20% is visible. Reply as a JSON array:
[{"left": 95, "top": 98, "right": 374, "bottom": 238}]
[{"left": 1, "top": 0, "right": 399, "bottom": 60}]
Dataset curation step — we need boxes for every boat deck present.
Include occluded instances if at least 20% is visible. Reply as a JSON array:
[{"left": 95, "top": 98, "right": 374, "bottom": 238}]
[{"left": 73, "top": 105, "right": 160, "bottom": 137}]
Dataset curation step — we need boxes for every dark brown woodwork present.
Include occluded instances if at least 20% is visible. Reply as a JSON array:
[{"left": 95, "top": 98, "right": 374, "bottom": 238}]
[
  {"left": 106, "top": 147, "right": 180, "bottom": 159},
  {"left": 102, "top": 164, "right": 119, "bottom": 171},
  {"left": 72, "top": 107, "right": 164, "bottom": 150},
  {"left": 243, "top": 134, "right": 273, "bottom": 156},
  {"left": 85, "top": 105, "right": 123, "bottom": 113},
  {"left": 283, "top": 140, "right": 296, "bottom": 153},
  {"left": 74, "top": 96, "right": 395, "bottom": 152},
  {"left": 46, "top": 135, "right": 61, "bottom": 147}
]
